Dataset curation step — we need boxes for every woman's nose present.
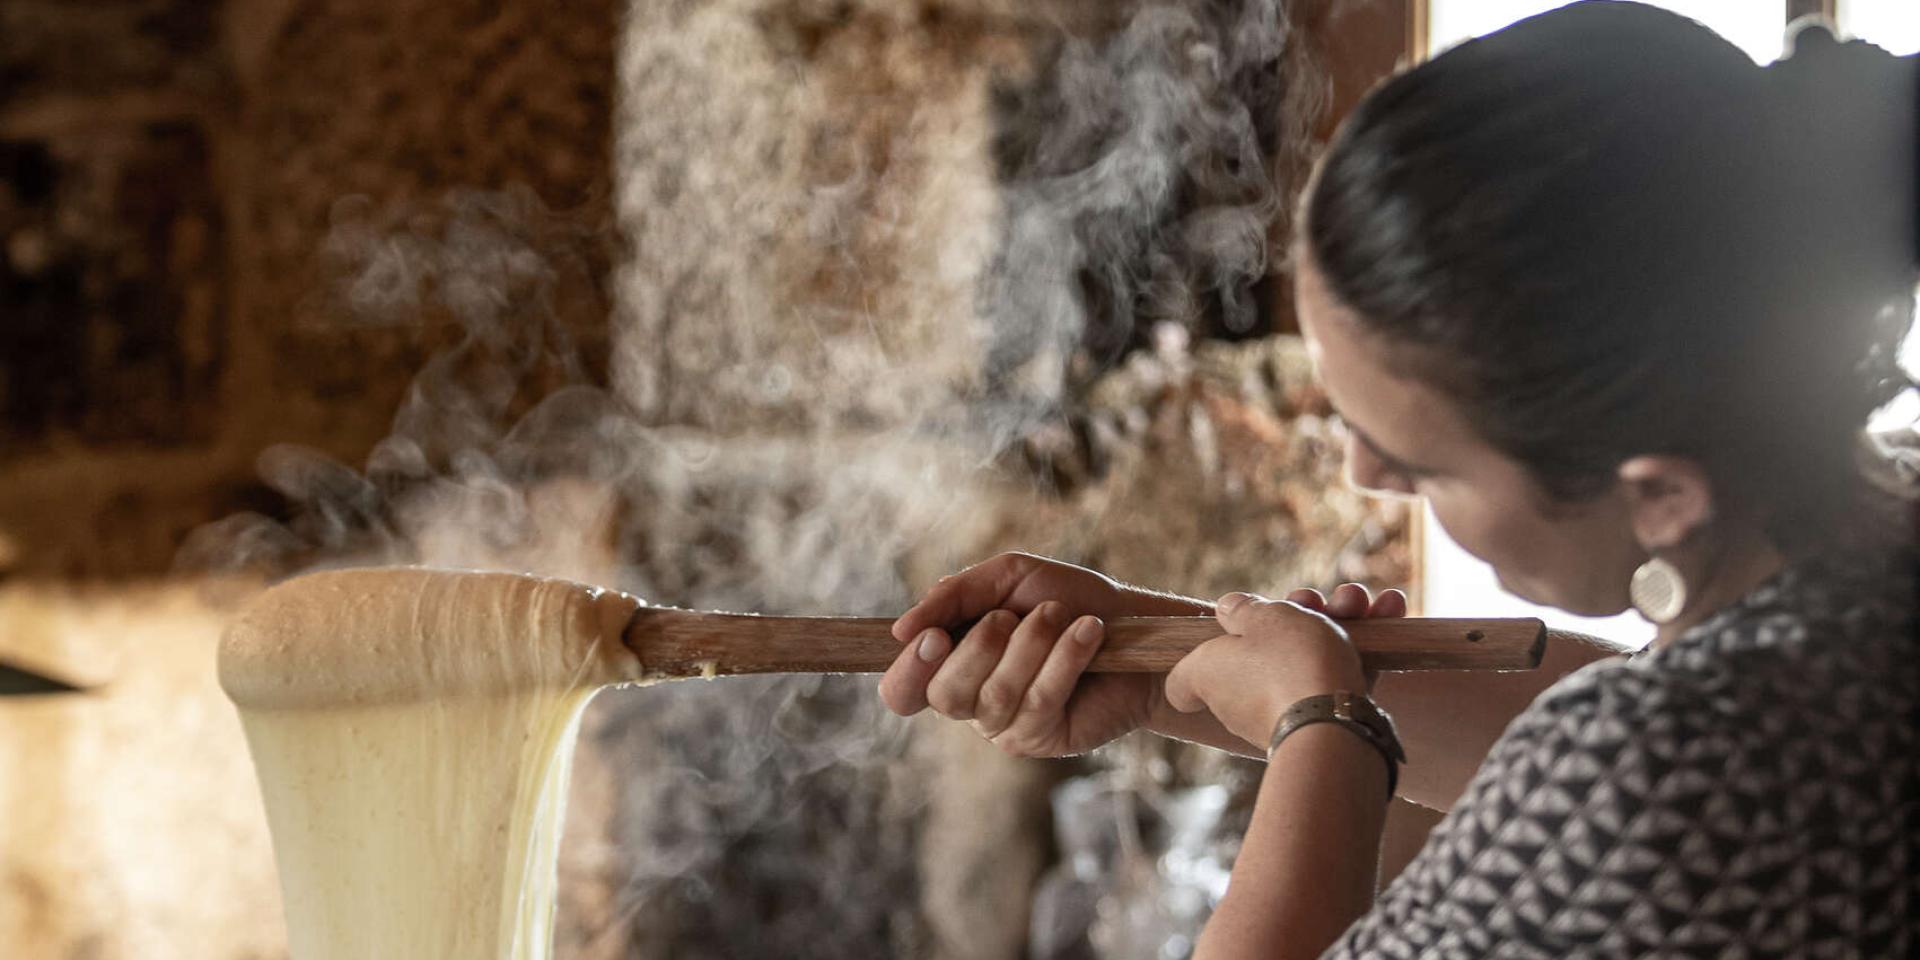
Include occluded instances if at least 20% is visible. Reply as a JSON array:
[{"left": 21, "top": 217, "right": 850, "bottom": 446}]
[
  {"left": 1345, "top": 436, "right": 1381, "bottom": 489},
  {"left": 1346, "top": 437, "right": 1413, "bottom": 497}
]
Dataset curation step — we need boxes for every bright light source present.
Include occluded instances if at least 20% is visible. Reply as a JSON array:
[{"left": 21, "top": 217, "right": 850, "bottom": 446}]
[
  {"left": 1842, "top": 1, "right": 1920, "bottom": 432},
  {"left": 1843, "top": 0, "right": 1920, "bottom": 430},
  {"left": 1840, "top": 0, "right": 1920, "bottom": 55},
  {"left": 1868, "top": 290, "right": 1920, "bottom": 433},
  {"left": 1427, "top": 0, "right": 1789, "bottom": 63}
]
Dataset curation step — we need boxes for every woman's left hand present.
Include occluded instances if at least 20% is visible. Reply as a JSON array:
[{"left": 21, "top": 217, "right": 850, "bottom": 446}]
[{"left": 1162, "top": 589, "right": 1378, "bottom": 749}]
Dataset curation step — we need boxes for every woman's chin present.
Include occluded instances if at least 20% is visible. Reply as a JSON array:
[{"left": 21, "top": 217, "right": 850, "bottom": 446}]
[
  {"left": 1497, "top": 575, "right": 1583, "bottom": 615},
  {"left": 1494, "top": 572, "right": 1540, "bottom": 605},
  {"left": 1500, "top": 573, "right": 1627, "bottom": 618}
]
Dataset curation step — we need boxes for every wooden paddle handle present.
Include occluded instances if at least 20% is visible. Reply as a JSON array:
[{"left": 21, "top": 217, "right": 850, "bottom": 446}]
[{"left": 625, "top": 610, "right": 1546, "bottom": 679}]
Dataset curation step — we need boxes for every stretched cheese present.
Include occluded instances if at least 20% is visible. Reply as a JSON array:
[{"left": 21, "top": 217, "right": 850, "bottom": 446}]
[
  {"left": 220, "top": 568, "right": 644, "bottom": 709},
  {"left": 220, "top": 568, "right": 645, "bottom": 960}
]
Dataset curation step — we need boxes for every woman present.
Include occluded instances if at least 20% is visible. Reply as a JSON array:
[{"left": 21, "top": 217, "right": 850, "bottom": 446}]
[{"left": 879, "top": 3, "right": 1918, "bottom": 957}]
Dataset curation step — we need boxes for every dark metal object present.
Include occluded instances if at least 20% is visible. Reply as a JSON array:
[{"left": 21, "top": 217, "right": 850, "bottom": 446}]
[{"left": 0, "top": 658, "right": 83, "bottom": 696}]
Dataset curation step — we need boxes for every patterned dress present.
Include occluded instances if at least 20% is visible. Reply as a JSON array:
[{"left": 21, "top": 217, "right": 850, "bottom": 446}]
[{"left": 1325, "top": 540, "right": 1918, "bottom": 958}]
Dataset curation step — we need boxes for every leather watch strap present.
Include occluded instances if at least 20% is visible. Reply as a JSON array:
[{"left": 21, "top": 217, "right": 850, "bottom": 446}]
[{"left": 1266, "top": 690, "right": 1406, "bottom": 798}]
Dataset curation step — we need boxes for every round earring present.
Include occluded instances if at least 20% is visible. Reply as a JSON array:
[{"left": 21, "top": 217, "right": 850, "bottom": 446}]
[{"left": 1630, "top": 555, "right": 1688, "bottom": 624}]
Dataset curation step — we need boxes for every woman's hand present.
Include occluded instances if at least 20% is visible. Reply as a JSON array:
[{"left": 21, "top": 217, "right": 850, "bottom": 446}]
[
  {"left": 1283, "top": 581, "right": 1408, "bottom": 623},
  {"left": 1279, "top": 582, "right": 1407, "bottom": 693},
  {"left": 879, "top": 552, "right": 1202, "bottom": 757},
  {"left": 1164, "top": 585, "right": 1402, "bottom": 750}
]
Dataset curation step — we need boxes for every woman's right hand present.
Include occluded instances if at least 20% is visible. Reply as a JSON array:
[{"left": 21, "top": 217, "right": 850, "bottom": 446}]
[{"left": 879, "top": 553, "right": 1205, "bottom": 758}]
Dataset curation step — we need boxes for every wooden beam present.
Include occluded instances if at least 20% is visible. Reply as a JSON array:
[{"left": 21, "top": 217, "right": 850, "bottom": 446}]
[
  {"left": 1786, "top": 0, "right": 1838, "bottom": 24},
  {"left": 1410, "top": 0, "right": 1430, "bottom": 62},
  {"left": 1273, "top": 0, "right": 1414, "bottom": 338},
  {"left": 1307, "top": 0, "right": 1416, "bottom": 142}
]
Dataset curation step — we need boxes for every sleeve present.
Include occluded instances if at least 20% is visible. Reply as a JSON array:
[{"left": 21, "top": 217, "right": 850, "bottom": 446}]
[{"left": 1318, "top": 663, "right": 1774, "bottom": 960}]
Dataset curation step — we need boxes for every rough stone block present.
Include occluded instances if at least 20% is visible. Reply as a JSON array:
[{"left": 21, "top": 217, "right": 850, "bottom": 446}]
[
  {"left": 0, "top": 124, "right": 224, "bottom": 451},
  {"left": 0, "top": 0, "right": 220, "bottom": 106}
]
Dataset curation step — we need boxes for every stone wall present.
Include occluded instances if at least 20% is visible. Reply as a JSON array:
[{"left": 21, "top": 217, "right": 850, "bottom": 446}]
[{"left": 0, "top": 0, "right": 618, "bottom": 578}]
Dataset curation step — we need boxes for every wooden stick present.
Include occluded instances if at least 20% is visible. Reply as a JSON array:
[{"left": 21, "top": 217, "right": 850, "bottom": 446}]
[{"left": 624, "top": 610, "right": 1546, "bottom": 679}]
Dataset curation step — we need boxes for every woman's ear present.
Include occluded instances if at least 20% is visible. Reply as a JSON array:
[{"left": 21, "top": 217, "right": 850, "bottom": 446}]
[{"left": 1617, "top": 456, "right": 1716, "bottom": 550}]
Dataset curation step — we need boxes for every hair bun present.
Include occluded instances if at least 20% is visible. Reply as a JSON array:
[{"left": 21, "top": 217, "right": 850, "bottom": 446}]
[
  {"left": 1772, "top": 17, "right": 1912, "bottom": 134},
  {"left": 1768, "top": 18, "right": 1918, "bottom": 277},
  {"left": 1784, "top": 17, "right": 1843, "bottom": 58}
]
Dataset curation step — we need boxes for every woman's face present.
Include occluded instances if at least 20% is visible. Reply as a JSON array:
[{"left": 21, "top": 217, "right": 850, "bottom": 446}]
[{"left": 1294, "top": 249, "right": 1644, "bottom": 616}]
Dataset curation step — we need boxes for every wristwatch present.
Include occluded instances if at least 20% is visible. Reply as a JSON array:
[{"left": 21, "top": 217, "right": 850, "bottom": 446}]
[{"left": 1267, "top": 690, "right": 1406, "bottom": 798}]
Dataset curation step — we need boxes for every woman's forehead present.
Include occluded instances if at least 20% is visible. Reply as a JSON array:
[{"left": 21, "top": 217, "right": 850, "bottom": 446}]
[
  {"left": 1297, "top": 269, "right": 1463, "bottom": 460},
  {"left": 1296, "top": 264, "right": 1388, "bottom": 414}
]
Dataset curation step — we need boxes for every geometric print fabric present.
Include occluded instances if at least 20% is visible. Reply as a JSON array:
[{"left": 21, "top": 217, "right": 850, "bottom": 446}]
[{"left": 1323, "top": 540, "right": 1917, "bottom": 959}]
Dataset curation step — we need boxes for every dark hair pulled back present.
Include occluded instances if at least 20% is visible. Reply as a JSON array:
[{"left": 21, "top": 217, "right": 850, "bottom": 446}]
[{"left": 1303, "top": 0, "right": 1919, "bottom": 555}]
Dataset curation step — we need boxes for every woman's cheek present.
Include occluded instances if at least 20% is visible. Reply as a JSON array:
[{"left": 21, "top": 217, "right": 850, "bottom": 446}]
[
  {"left": 1431, "top": 486, "right": 1582, "bottom": 606},
  {"left": 1427, "top": 486, "right": 1516, "bottom": 570}
]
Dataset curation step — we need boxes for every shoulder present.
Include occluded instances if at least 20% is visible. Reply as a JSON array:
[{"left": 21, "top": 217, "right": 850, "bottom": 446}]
[
  {"left": 1517, "top": 632, "right": 1910, "bottom": 803},
  {"left": 1538, "top": 538, "right": 1919, "bottom": 763},
  {"left": 1352, "top": 547, "right": 1918, "bottom": 956},
  {"left": 1455, "top": 633, "right": 1905, "bottom": 873},
  {"left": 1412, "top": 654, "right": 1902, "bottom": 952},
  {"left": 1482, "top": 656, "right": 1721, "bottom": 791},
  {"left": 1347, "top": 622, "right": 1915, "bottom": 956}
]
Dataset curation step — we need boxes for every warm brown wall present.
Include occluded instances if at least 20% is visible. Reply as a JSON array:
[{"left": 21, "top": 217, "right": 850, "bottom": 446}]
[
  {"left": 0, "top": 2, "right": 622, "bottom": 956},
  {"left": 0, "top": 0, "right": 1414, "bottom": 578},
  {"left": 1264, "top": 0, "right": 1411, "bottom": 334},
  {"left": 1301, "top": 0, "right": 1413, "bottom": 143},
  {"left": 0, "top": 0, "right": 618, "bottom": 579}
]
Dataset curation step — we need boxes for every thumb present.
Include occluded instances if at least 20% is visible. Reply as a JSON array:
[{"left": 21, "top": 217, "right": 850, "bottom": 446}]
[
  {"left": 1162, "top": 654, "right": 1208, "bottom": 714},
  {"left": 1217, "top": 591, "right": 1338, "bottom": 640},
  {"left": 1213, "top": 590, "right": 1282, "bottom": 634}
]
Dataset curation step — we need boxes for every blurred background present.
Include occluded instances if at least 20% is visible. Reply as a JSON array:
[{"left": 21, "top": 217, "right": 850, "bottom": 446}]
[{"left": 0, "top": 1, "right": 1912, "bottom": 958}]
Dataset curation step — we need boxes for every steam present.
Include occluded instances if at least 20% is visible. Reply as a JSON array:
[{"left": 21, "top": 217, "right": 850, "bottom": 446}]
[
  {"left": 181, "top": 184, "right": 977, "bottom": 953},
  {"left": 981, "top": 0, "right": 1301, "bottom": 441},
  {"left": 178, "top": 187, "right": 624, "bottom": 581},
  {"left": 1030, "top": 776, "right": 1237, "bottom": 960},
  {"left": 185, "top": 0, "right": 1309, "bottom": 957}
]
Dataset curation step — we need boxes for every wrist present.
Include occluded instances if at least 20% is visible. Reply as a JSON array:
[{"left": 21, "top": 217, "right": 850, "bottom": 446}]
[
  {"left": 1142, "top": 675, "right": 1268, "bottom": 757},
  {"left": 1113, "top": 584, "right": 1213, "bottom": 618},
  {"left": 1264, "top": 690, "right": 1405, "bottom": 799},
  {"left": 1264, "top": 723, "right": 1395, "bottom": 801},
  {"left": 1252, "top": 667, "right": 1370, "bottom": 739}
]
